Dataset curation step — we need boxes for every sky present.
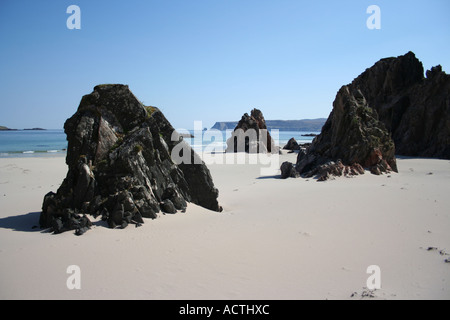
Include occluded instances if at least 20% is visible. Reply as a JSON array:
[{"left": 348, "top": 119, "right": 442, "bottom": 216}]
[{"left": 0, "top": 0, "right": 449, "bottom": 130}]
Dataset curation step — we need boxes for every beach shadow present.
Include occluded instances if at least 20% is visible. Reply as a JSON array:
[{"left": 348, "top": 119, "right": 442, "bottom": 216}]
[
  {"left": 395, "top": 155, "right": 417, "bottom": 160},
  {"left": 0, "top": 211, "right": 43, "bottom": 232},
  {"left": 92, "top": 218, "right": 109, "bottom": 229},
  {"left": 256, "top": 175, "right": 281, "bottom": 180},
  {"left": 0, "top": 210, "right": 113, "bottom": 234}
]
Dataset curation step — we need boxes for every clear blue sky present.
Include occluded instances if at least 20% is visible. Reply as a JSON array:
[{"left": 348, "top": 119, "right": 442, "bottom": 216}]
[{"left": 1, "top": 0, "right": 449, "bottom": 130}]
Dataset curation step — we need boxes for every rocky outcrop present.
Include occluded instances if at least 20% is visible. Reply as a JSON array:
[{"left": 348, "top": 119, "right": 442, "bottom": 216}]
[
  {"left": 281, "top": 51, "right": 449, "bottom": 180},
  {"left": 280, "top": 161, "right": 299, "bottom": 179},
  {"left": 346, "top": 52, "right": 450, "bottom": 159},
  {"left": 292, "top": 86, "right": 397, "bottom": 180},
  {"left": 393, "top": 64, "right": 450, "bottom": 158},
  {"left": 283, "top": 138, "right": 301, "bottom": 151},
  {"left": 39, "top": 84, "right": 221, "bottom": 234},
  {"left": 226, "top": 108, "right": 277, "bottom": 153}
]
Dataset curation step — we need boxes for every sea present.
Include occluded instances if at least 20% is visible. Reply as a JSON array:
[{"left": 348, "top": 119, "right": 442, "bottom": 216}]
[
  {"left": 0, "top": 130, "right": 68, "bottom": 158},
  {"left": 0, "top": 129, "right": 318, "bottom": 158}
]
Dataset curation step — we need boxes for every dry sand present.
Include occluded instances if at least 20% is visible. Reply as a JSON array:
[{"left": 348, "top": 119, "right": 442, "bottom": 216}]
[{"left": 0, "top": 153, "right": 449, "bottom": 300}]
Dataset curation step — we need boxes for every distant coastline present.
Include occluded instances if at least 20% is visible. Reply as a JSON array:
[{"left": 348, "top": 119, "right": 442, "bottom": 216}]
[
  {"left": 0, "top": 126, "right": 46, "bottom": 131},
  {"left": 0, "top": 126, "right": 17, "bottom": 131},
  {"left": 211, "top": 118, "right": 326, "bottom": 132}
]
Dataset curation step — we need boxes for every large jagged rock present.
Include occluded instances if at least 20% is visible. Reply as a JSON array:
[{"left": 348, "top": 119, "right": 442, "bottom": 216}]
[
  {"left": 293, "top": 86, "right": 397, "bottom": 180},
  {"left": 225, "top": 108, "right": 277, "bottom": 153},
  {"left": 40, "top": 84, "right": 221, "bottom": 234},
  {"left": 283, "top": 51, "right": 449, "bottom": 181},
  {"left": 346, "top": 51, "right": 450, "bottom": 159},
  {"left": 393, "top": 64, "right": 450, "bottom": 158}
]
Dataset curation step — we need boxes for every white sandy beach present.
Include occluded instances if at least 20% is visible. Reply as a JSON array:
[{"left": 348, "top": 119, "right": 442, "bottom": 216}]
[{"left": 0, "top": 153, "right": 449, "bottom": 300}]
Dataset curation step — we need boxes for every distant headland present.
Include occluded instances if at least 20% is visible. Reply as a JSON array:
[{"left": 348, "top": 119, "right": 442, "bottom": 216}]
[
  {"left": 211, "top": 118, "right": 326, "bottom": 131},
  {"left": 0, "top": 126, "right": 17, "bottom": 131},
  {"left": 0, "top": 126, "right": 46, "bottom": 131}
]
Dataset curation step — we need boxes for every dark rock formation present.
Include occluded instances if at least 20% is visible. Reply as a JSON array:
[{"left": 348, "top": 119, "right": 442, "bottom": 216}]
[
  {"left": 40, "top": 84, "right": 221, "bottom": 234},
  {"left": 346, "top": 52, "right": 450, "bottom": 159},
  {"left": 225, "top": 108, "right": 277, "bottom": 153},
  {"left": 281, "top": 51, "right": 450, "bottom": 180},
  {"left": 283, "top": 138, "right": 300, "bottom": 151},
  {"left": 394, "top": 64, "right": 450, "bottom": 158},
  {"left": 280, "top": 161, "right": 299, "bottom": 179},
  {"left": 293, "top": 86, "right": 397, "bottom": 180}
]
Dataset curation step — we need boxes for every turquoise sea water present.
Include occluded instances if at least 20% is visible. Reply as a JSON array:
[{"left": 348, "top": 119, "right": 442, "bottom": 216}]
[
  {"left": 0, "top": 130, "right": 67, "bottom": 157},
  {"left": 0, "top": 129, "right": 318, "bottom": 158}
]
